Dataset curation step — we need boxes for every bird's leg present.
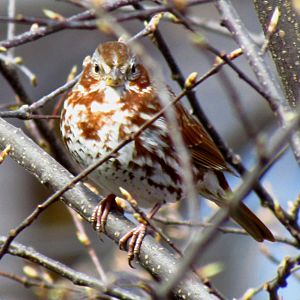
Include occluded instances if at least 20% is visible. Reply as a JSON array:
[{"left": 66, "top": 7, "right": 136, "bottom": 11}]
[
  {"left": 119, "top": 203, "right": 161, "bottom": 267},
  {"left": 91, "top": 194, "right": 122, "bottom": 232}
]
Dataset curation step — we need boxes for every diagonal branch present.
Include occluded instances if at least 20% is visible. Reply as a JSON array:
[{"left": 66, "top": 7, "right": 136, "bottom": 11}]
[
  {"left": 156, "top": 102, "right": 300, "bottom": 298},
  {"left": 0, "top": 117, "right": 219, "bottom": 300},
  {"left": 215, "top": 0, "right": 300, "bottom": 163}
]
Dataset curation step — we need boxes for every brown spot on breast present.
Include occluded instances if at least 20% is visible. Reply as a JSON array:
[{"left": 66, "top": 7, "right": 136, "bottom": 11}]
[
  {"left": 64, "top": 124, "right": 71, "bottom": 135},
  {"left": 67, "top": 88, "right": 105, "bottom": 107},
  {"left": 64, "top": 88, "right": 115, "bottom": 142},
  {"left": 77, "top": 120, "right": 101, "bottom": 141},
  {"left": 121, "top": 87, "right": 160, "bottom": 115}
]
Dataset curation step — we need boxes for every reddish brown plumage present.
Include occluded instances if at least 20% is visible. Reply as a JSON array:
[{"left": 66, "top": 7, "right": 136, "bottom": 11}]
[{"left": 60, "top": 41, "right": 274, "bottom": 243}]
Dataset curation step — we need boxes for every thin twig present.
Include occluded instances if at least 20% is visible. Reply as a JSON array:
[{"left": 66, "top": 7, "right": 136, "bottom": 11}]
[
  {"left": 243, "top": 255, "right": 300, "bottom": 300},
  {"left": 0, "top": 73, "right": 80, "bottom": 118},
  {"left": 156, "top": 104, "right": 300, "bottom": 298},
  {"left": 165, "top": 13, "right": 300, "bottom": 243},
  {"left": 0, "top": 0, "right": 146, "bottom": 49},
  {"left": 0, "top": 271, "right": 80, "bottom": 293},
  {"left": 154, "top": 217, "right": 298, "bottom": 247},
  {"left": 0, "top": 56, "right": 78, "bottom": 173},
  {"left": 215, "top": 0, "right": 300, "bottom": 163},
  {"left": 68, "top": 207, "right": 107, "bottom": 281},
  {"left": 0, "top": 237, "right": 139, "bottom": 300},
  {"left": 7, "top": 0, "right": 16, "bottom": 57}
]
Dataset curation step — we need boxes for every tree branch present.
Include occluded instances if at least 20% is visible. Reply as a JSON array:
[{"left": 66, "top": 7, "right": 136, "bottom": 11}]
[
  {"left": 253, "top": 0, "right": 300, "bottom": 108},
  {"left": 0, "top": 237, "right": 141, "bottom": 300},
  {"left": 0, "top": 117, "right": 219, "bottom": 300},
  {"left": 215, "top": 0, "right": 300, "bottom": 163}
]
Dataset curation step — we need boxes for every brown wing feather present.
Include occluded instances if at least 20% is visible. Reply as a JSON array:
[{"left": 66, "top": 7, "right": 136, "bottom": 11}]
[{"left": 176, "top": 104, "right": 228, "bottom": 171}]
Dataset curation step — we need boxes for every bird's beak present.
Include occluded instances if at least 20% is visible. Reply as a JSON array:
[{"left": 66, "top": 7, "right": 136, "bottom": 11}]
[{"left": 105, "top": 68, "right": 124, "bottom": 87}]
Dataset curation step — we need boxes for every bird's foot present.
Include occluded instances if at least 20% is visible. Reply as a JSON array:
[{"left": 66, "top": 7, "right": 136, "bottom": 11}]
[
  {"left": 91, "top": 194, "right": 119, "bottom": 233},
  {"left": 118, "top": 203, "right": 161, "bottom": 267},
  {"left": 119, "top": 221, "right": 148, "bottom": 268}
]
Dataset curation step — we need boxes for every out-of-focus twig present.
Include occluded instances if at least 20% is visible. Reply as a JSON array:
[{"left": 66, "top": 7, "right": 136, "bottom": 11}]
[
  {"left": 7, "top": 0, "right": 16, "bottom": 57},
  {"left": 215, "top": 0, "right": 300, "bottom": 164},
  {"left": 243, "top": 255, "right": 300, "bottom": 300},
  {"left": 156, "top": 104, "right": 300, "bottom": 298},
  {"left": 0, "top": 237, "right": 139, "bottom": 300},
  {"left": 154, "top": 217, "right": 298, "bottom": 247},
  {"left": 67, "top": 207, "right": 107, "bottom": 281},
  {"left": 0, "top": 270, "right": 80, "bottom": 293},
  {"left": 0, "top": 144, "right": 11, "bottom": 164},
  {"left": 0, "top": 73, "right": 80, "bottom": 119},
  {"left": 0, "top": 69, "right": 205, "bottom": 261}
]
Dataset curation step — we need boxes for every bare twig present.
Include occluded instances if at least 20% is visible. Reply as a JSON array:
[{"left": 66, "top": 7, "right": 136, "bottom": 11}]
[
  {"left": 7, "top": 0, "right": 16, "bottom": 57},
  {"left": 93, "top": 3, "right": 201, "bottom": 260},
  {"left": 0, "top": 73, "right": 80, "bottom": 118},
  {"left": 215, "top": 0, "right": 300, "bottom": 163},
  {"left": 243, "top": 255, "right": 300, "bottom": 300},
  {"left": 119, "top": 188, "right": 185, "bottom": 258},
  {"left": 132, "top": 3, "right": 278, "bottom": 226},
  {"left": 68, "top": 208, "right": 107, "bottom": 281},
  {"left": 0, "top": 237, "right": 139, "bottom": 300},
  {"left": 154, "top": 217, "right": 298, "bottom": 247},
  {"left": 0, "top": 271, "right": 80, "bottom": 293},
  {"left": 0, "top": 56, "right": 78, "bottom": 172},
  {"left": 0, "top": 0, "right": 145, "bottom": 50},
  {"left": 156, "top": 104, "right": 300, "bottom": 298}
]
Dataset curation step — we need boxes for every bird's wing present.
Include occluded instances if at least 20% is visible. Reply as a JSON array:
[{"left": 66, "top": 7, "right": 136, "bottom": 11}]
[{"left": 175, "top": 104, "right": 228, "bottom": 172}]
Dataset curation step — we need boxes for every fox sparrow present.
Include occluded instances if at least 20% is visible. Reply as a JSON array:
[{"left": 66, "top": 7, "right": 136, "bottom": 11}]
[{"left": 60, "top": 41, "right": 274, "bottom": 262}]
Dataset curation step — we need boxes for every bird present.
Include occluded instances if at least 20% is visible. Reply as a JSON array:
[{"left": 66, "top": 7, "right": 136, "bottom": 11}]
[{"left": 60, "top": 41, "right": 274, "bottom": 263}]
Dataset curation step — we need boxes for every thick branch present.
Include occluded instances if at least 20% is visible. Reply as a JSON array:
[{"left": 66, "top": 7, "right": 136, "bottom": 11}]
[
  {"left": 0, "top": 117, "right": 219, "bottom": 300},
  {"left": 253, "top": 0, "right": 300, "bottom": 108}
]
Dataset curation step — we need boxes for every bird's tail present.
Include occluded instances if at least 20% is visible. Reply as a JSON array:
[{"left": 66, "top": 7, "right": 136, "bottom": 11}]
[
  {"left": 231, "top": 202, "right": 275, "bottom": 242},
  {"left": 215, "top": 172, "right": 274, "bottom": 242}
]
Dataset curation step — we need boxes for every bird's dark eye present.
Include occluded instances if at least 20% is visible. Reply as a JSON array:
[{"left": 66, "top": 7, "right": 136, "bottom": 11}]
[
  {"left": 131, "top": 64, "right": 136, "bottom": 74},
  {"left": 94, "top": 64, "right": 100, "bottom": 73},
  {"left": 127, "top": 63, "right": 140, "bottom": 80}
]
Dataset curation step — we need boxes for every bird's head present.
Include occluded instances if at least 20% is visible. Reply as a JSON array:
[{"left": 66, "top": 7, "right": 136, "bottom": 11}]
[{"left": 89, "top": 41, "right": 142, "bottom": 88}]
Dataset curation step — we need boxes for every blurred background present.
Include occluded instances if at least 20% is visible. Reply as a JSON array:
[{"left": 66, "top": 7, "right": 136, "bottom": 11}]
[{"left": 0, "top": 1, "right": 300, "bottom": 299}]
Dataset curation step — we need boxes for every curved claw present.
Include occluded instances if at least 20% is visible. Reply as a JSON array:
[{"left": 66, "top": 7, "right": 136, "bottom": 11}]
[
  {"left": 119, "top": 223, "right": 147, "bottom": 268},
  {"left": 91, "top": 194, "right": 116, "bottom": 233}
]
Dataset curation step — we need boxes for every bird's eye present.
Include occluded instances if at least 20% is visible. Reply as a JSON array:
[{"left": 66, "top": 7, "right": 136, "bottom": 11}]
[
  {"left": 131, "top": 64, "right": 136, "bottom": 74},
  {"left": 94, "top": 64, "right": 100, "bottom": 73},
  {"left": 127, "top": 63, "right": 140, "bottom": 80}
]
